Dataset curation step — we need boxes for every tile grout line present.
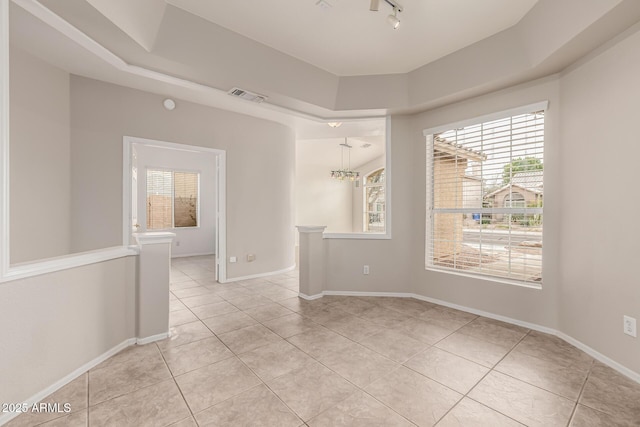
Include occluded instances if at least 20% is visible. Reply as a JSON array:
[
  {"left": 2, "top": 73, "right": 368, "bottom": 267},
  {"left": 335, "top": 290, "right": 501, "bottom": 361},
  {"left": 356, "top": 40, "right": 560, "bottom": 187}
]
[
  {"left": 481, "top": 331, "right": 597, "bottom": 403},
  {"left": 80, "top": 375, "right": 177, "bottom": 421},
  {"left": 73, "top": 348, "right": 174, "bottom": 414},
  {"left": 255, "top": 304, "right": 396, "bottom": 421},
  {"left": 565, "top": 358, "right": 594, "bottom": 427},
  {"left": 355, "top": 370, "right": 424, "bottom": 426},
  {"left": 154, "top": 342, "right": 199, "bottom": 426},
  {"left": 433, "top": 329, "right": 532, "bottom": 426},
  {"left": 277, "top": 318, "right": 418, "bottom": 425},
  {"left": 181, "top": 285, "right": 308, "bottom": 425},
  {"left": 171, "top": 263, "right": 588, "bottom": 426},
  {"left": 183, "top": 295, "right": 302, "bottom": 424},
  {"left": 262, "top": 294, "right": 496, "bottom": 425}
]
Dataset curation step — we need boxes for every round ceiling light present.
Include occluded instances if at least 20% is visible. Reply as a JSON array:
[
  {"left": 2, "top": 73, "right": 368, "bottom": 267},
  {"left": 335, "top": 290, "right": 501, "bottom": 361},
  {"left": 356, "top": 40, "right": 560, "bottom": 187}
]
[{"left": 327, "top": 122, "right": 342, "bottom": 128}]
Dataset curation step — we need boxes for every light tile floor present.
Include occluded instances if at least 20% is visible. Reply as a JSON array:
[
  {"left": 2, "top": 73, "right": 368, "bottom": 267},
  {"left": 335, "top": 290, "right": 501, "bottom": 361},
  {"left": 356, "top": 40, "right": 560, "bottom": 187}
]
[{"left": 7, "top": 255, "right": 640, "bottom": 426}]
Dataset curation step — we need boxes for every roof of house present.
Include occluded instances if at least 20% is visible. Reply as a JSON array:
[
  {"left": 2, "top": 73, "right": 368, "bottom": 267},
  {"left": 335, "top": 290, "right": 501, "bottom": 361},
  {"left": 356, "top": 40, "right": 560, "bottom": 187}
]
[
  {"left": 511, "top": 171, "right": 543, "bottom": 189},
  {"left": 485, "top": 171, "right": 544, "bottom": 198},
  {"left": 433, "top": 137, "right": 487, "bottom": 162}
]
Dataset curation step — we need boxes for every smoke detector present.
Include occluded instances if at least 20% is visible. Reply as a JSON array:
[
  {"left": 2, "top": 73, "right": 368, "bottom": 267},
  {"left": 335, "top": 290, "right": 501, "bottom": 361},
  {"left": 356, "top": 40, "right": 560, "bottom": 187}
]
[{"left": 228, "top": 87, "right": 268, "bottom": 103}]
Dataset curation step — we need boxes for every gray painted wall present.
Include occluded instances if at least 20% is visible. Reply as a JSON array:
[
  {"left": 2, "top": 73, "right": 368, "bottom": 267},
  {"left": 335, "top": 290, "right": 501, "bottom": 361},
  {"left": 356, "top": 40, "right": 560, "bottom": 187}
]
[
  {"left": 0, "top": 257, "right": 137, "bottom": 406},
  {"left": 323, "top": 115, "right": 414, "bottom": 294},
  {"left": 3, "top": 51, "right": 296, "bottom": 409},
  {"left": 558, "top": 25, "right": 640, "bottom": 374},
  {"left": 69, "top": 76, "right": 296, "bottom": 279},
  {"left": 408, "top": 77, "right": 561, "bottom": 332},
  {"left": 321, "top": 25, "right": 640, "bottom": 375},
  {"left": 9, "top": 46, "right": 71, "bottom": 264}
]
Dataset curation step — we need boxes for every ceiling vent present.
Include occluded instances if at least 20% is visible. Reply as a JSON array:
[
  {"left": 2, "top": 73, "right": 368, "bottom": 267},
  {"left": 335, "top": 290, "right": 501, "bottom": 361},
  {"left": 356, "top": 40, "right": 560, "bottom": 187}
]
[
  {"left": 316, "top": 0, "right": 333, "bottom": 10},
  {"left": 228, "top": 87, "right": 268, "bottom": 103}
]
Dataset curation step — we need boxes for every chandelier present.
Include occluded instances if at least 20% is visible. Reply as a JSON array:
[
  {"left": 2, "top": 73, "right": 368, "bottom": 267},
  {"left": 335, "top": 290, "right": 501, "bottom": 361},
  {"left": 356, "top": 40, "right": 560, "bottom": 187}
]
[{"left": 330, "top": 138, "right": 360, "bottom": 182}]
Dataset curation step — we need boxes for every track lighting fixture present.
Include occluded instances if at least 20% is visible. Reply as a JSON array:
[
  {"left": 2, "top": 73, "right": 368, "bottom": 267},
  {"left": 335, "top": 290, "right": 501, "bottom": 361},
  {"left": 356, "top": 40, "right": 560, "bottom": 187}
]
[
  {"left": 370, "top": 0, "right": 403, "bottom": 30},
  {"left": 387, "top": 7, "right": 400, "bottom": 29}
]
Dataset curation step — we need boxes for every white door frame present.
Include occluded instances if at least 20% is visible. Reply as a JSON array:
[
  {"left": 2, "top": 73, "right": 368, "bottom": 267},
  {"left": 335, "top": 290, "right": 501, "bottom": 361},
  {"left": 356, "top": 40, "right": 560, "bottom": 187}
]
[{"left": 122, "top": 136, "right": 227, "bottom": 282}]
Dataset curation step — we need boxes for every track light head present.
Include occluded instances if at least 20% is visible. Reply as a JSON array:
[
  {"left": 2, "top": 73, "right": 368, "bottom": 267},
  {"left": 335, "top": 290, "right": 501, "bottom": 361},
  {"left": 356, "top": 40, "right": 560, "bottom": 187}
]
[
  {"left": 369, "top": 0, "right": 379, "bottom": 11},
  {"left": 387, "top": 7, "right": 400, "bottom": 29}
]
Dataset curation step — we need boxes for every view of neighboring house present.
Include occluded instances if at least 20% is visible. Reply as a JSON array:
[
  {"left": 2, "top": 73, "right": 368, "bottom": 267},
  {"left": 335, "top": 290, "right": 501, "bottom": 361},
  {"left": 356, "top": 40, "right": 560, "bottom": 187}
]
[{"left": 485, "top": 170, "right": 543, "bottom": 211}]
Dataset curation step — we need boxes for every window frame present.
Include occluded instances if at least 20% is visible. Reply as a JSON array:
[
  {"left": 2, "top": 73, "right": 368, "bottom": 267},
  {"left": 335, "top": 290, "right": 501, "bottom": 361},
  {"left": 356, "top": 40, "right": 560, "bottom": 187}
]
[
  {"left": 145, "top": 167, "right": 201, "bottom": 231},
  {"left": 423, "top": 101, "right": 548, "bottom": 289},
  {"left": 323, "top": 116, "right": 392, "bottom": 240},
  {"left": 363, "top": 168, "right": 385, "bottom": 233},
  {"left": 504, "top": 192, "right": 526, "bottom": 209}
]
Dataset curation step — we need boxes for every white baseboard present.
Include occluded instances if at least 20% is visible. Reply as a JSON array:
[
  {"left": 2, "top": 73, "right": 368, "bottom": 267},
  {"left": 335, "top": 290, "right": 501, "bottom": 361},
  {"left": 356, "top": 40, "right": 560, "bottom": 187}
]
[
  {"left": 0, "top": 337, "right": 136, "bottom": 426},
  {"left": 223, "top": 264, "right": 296, "bottom": 283},
  {"left": 323, "top": 290, "right": 411, "bottom": 298},
  {"left": 411, "top": 293, "right": 559, "bottom": 336},
  {"left": 315, "top": 290, "right": 640, "bottom": 385},
  {"left": 136, "top": 332, "right": 169, "bottom": 345},
  {"left": 299, "top": 292, "right": 323, "bottom": 300},
  {"left": 171, "top": 252, "right": 215, "bottom": 259},
  {"left": 557, "top": 331, "right": 640, "bottom": 384}
]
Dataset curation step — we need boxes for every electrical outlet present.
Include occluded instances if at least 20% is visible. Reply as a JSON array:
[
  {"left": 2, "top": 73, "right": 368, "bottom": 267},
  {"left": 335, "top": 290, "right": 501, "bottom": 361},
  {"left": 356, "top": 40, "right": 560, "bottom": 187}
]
[
  {"left": 229, "top": 256, "right": 237, "bottom": 263},
  {"left": 363, "top": 265, "right": 369, "bottom": 275},
  {"left": 623, "top": 315, "right": 637, "bottom": 337}
]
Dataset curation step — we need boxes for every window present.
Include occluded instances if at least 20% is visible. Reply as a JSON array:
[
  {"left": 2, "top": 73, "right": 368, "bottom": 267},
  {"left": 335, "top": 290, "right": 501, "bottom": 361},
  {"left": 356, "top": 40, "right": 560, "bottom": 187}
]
[
  {"left": 425, "top": 108, "right": 544, "bottom": 285},
  {"left": 504, "top": 192, "right": 525, "bottom": 208},
  {"left": 146, "top": 169, "right": 199, "bottom": 229},
  {"left": 364, "top": 168, "right": 385, "bottom": 232}
]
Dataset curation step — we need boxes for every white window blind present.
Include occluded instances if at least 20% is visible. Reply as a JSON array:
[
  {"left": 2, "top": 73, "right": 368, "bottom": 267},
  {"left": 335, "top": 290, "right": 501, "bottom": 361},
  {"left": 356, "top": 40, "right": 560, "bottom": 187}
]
[
  {"left": 146, "top": 169, "right": 199, "bottom": 230},
  {"left": 146, "top": 170, "right": 173, "bottom": 230},
  {"left": 426, "top": 109, "right": 544, "bottom": 286},
  {"left": 174, "top": 172, "right": 199, "bottom": 228}
]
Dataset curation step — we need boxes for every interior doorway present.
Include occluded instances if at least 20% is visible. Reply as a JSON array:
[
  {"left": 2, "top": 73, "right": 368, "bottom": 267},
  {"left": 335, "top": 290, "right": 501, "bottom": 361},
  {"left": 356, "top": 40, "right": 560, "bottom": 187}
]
[{"left": 123, "top": 136, "right": 227, "bottom": 282}]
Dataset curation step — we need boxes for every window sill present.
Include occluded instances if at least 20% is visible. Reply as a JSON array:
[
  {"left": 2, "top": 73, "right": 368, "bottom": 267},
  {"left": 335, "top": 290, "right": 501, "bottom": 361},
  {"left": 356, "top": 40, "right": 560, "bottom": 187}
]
[
  {"left": 146, "top": 226, "right": 200, "bottom": 231},
  {"left": 424, "top": 266, "right": 542, "bottom": 290},
  {"left": 324, "top": 232, "right": 391, "bottom": 240}
]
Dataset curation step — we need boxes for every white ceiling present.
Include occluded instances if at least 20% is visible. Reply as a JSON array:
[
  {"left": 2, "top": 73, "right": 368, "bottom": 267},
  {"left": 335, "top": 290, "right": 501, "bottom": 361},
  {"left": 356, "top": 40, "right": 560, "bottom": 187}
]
[
  {"left": 9, "top": 3, "right": 387, "bottom": 140},
  {"left": 15, "top": 0, "right": 638, "bottom": 136},
  {"left": 166, "top": 0, "right": 538, "bottom": 76}
]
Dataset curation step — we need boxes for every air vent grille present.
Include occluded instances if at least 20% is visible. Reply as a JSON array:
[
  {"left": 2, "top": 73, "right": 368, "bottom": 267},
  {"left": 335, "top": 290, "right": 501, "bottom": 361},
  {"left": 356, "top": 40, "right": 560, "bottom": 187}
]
[{"left": 228, "top": 87, "right": 268, "bottom": 103}]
